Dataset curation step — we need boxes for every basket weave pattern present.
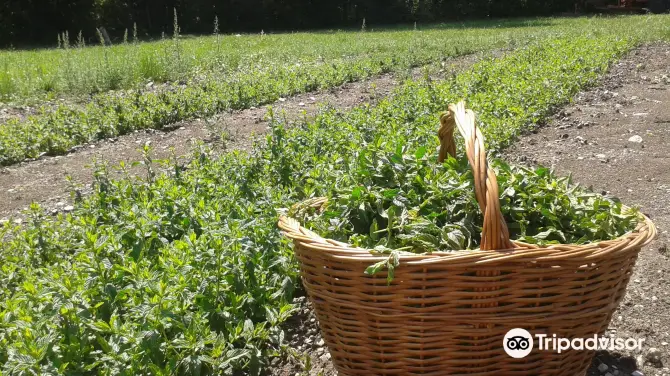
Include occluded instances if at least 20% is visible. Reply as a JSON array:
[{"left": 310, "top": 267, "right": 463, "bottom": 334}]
[{"left": 279, "top": 102, "right": 656, "bottom": 375}]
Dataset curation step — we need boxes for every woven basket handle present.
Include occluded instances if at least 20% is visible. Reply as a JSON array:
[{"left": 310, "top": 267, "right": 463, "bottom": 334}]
[{"left": 438, "top": 101, "right": 514, "bottom": 251}]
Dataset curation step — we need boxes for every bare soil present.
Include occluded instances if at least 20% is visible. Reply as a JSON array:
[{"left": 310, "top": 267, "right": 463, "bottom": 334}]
[
  {"left": 0, "top": 52, "right": 487, "bottom": 221},
  {"left": 271, "top": 44, "right": 670, "bottom": 376},
  {"left": 0, "top": 106, "right": 33, "bottom": 123}
]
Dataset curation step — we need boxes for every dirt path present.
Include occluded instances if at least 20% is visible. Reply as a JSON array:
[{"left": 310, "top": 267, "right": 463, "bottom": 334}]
[
  {"left": 272, "top": 44, "right": 670, "bottom": 376},
  {"left": 0, "top": 52, "right": 487, "bottom": 220}
]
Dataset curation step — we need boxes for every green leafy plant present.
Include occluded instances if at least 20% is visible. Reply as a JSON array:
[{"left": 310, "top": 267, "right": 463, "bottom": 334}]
[
  {"left": 293, "top": 150, "right": 640, "bottom": 256},
  {"left": 0, "top": 68, "right": 14, "bottom": 100}
]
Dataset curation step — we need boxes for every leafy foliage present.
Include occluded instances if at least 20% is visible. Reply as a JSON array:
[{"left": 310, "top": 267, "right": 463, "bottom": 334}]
[
  {"left": 0, "top": 35, "right": 657, "bottom": 374},
  {"left": 0, "top": 152, "right": 299, "bottom": 375},
  {"left": 293, "top": 151, "right": 640, "bottom": 255}
]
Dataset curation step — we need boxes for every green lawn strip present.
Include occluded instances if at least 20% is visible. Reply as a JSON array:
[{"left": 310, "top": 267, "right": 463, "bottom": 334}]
[
  {"left": 0, "top": 35, "right": 655, "bottom": 375},
  {"left": 2, "top": 16, "right": 663, "bottom": 101}
]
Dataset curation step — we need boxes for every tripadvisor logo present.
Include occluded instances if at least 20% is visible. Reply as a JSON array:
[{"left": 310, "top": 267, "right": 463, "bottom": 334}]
[
  {"left": 503, "top": 328, "right": 645, "bottom": 358},
  {"left": 503, "top": 328, "right": 534, "bottom": 358}
]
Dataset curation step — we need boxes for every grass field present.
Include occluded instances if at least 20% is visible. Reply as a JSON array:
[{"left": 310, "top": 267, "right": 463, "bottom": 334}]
[
  {"left": 0, "top": 18, "right": 542, "bottom": 102},
  {"left": 2, "top": 15, "right": 670, "bottom": 371},
  {"left": 0, "top": 16, "right": 666, "bottom": 103}
]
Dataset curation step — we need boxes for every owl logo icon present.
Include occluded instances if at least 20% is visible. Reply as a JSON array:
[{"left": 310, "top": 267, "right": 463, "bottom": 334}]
[{"left": 503, "top": 328, "right": 534, "bottom": 358}]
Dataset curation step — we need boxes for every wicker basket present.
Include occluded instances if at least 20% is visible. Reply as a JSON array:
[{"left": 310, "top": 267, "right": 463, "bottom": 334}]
[{"left": 278, "top": 101, "right": 657, "bottom": 376}]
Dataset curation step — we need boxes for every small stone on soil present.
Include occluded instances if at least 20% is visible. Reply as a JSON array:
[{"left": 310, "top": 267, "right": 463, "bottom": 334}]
[
  {"left": 637, "top": 354, "right": 646, "bottom": 367},
  {"left": 646, "top": 348, "right": 663, "bottom": 368},
  {"left": 595, "top": 153, "right": 609, "bottom": 163},
  {"left": 628, "top": 135, "right": 643, "bottom": 143},
  {"left": 599, "top": 363, "right": 609, "bottom": 372}
]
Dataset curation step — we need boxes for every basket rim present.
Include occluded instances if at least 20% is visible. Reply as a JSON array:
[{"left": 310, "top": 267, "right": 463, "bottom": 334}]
[{"left": 278, "top": 197, "right": 657, "bottom": 265}]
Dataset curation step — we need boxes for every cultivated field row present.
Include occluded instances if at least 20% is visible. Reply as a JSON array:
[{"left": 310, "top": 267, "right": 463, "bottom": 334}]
[{"left": 1, "top": 16, "right": 669, "bottom": 166}]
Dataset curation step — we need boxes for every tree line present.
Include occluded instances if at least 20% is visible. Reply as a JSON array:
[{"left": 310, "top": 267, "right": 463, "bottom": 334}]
[{"left": 0, "top": 0, "right": 576, "bottom": 47}]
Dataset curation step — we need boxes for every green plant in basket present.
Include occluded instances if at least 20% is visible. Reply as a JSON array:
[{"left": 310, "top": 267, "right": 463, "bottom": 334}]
[{"left": 290, "top": 102, "right": 642, "bottom": 280}]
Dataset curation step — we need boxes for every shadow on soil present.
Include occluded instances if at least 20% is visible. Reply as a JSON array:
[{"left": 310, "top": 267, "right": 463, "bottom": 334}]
[{"left": 587, "top": 350, "right": 639, "bottom": 375}]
